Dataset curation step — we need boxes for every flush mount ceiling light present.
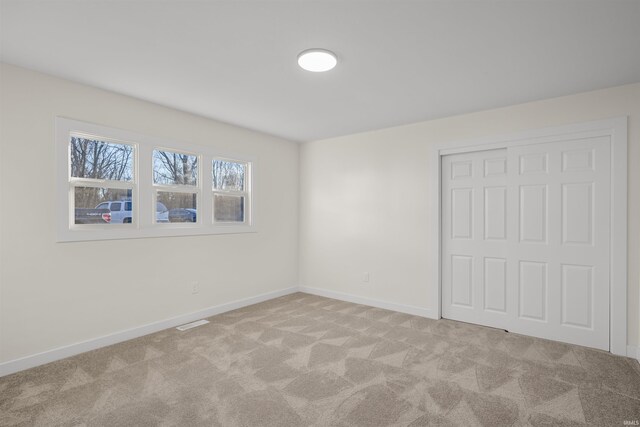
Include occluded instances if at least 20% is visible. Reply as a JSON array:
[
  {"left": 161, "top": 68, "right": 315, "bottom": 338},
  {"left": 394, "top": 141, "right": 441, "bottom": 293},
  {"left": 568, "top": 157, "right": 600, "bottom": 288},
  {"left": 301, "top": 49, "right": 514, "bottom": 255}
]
[{"left": 297, "top": 49, "right": 337, "bottom": 72}]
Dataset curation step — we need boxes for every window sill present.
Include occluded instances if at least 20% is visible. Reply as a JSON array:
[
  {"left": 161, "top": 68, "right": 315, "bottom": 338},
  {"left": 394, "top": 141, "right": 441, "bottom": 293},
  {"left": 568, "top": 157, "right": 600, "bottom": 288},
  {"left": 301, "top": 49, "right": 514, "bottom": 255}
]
[{"left": 57, "top": 225, "right": 257, "bottom": 242}]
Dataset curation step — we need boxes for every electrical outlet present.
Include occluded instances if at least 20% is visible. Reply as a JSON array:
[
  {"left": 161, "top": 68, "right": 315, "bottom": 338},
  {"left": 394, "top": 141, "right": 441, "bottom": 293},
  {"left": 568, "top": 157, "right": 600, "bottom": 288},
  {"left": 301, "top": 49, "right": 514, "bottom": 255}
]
[
  {"left": 363, "top": 272, "right": 370, "bottom": 283},
  {"left": 191, "top": 282, "right": 199, "bottom": 294}
]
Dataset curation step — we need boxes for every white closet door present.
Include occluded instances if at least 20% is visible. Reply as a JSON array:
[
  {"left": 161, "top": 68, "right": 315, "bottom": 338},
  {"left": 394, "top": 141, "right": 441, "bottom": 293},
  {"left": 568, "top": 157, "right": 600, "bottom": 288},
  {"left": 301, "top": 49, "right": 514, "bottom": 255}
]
[
  {"left": 442, "top": 149, "right": 510, "bottom": 331},
  {"left": 441, "top": 136, "right": 610, "bottom": 350}
]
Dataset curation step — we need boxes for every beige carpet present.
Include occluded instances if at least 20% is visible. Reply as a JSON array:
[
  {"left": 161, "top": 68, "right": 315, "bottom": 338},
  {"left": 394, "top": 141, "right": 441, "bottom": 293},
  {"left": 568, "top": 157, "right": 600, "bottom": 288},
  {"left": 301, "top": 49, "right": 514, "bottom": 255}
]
[{"left": 1, "top": 293, "right": 640, "bottom": 426}]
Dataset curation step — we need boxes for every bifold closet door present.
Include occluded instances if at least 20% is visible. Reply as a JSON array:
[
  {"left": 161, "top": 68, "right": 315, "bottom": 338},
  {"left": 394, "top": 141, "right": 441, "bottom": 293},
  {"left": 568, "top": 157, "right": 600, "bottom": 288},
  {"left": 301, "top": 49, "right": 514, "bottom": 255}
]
[{"left": 441, "top": 136, "right": 610, "bottom": 350}]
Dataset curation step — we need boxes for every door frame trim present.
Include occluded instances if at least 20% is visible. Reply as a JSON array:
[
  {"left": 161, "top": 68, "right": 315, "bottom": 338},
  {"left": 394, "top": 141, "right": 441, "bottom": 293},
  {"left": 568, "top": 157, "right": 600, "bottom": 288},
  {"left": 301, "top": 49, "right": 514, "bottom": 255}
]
[{"left": 428, "top": 117, "right": 628, "bottom": 355}]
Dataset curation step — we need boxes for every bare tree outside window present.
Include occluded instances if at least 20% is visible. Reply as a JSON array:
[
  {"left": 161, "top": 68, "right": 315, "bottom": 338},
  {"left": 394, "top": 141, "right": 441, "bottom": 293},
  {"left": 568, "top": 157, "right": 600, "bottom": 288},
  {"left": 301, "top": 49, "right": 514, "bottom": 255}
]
[
  {"left": 153, "top": 149, "right": 198, "bottom": 186},
  {"left": 213, "top": 160, "right": 245, "bottom": 191},
  {"left": 70, "top": 137, "right": 133, "bottom": 181}
]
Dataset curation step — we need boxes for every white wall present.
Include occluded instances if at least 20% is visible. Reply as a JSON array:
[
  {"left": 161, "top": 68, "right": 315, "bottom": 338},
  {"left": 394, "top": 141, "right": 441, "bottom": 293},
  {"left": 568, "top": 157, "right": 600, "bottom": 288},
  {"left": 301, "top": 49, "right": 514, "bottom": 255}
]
[
  {"left": 299, "top": 82, "right": 640, "bottom": 349},
  {"left": 0, "top": 63, "right": 299, "bottom": 363}
]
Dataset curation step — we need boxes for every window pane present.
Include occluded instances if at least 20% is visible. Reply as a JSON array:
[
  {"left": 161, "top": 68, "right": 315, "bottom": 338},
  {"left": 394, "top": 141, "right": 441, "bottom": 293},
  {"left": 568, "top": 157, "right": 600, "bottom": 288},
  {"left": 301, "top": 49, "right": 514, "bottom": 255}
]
[
  {"left": 212, "top": 160, "right": 245, "bottom": 191},
  {"left": 70, "top": 137, "right": 133, "bottom": 181},
  {"left": 153, "top": 149, "right": 198, "bottom": 186},
  {"left": 157, "top": 191, "right": 197, "bottom": 223},
  {"left": 74, "top": 187, "right": 133, "bottom": 225},
  {"left": 214, "top": 194, "right": 244, "bottom": 222}
]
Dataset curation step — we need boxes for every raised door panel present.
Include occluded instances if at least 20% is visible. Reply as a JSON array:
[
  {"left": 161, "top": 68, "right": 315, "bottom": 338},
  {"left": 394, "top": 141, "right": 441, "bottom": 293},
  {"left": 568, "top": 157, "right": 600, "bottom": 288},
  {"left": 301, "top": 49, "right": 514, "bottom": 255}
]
[
  {"left": 451, "top": 255, "right": 473, "bottom": 307},
  {"left": 519, "top": 185, "right": 547, "bottom": 243},
  {"left": 484, "top": 186, "right": 507, "bottom": 240},
  {"left": 484, "top": 257, "right": 507, "bottom": 313},
  {"left": 562, "top": 183, "right": 593, "bottom": 245},
  {"left": 562, "top": 148, "right": 594, "bottom": 172},
  {"left": 561, "top": 264, "right": 593, "bottom": 329},
  {"left": 520, "top": 153, "right": 548, "bottom": 174},
  {"left": 519, "top": 261, "right": 547, "bottom": 321},
  {"left": 452, "top": 188, "right": 473, "bottom": 239},
  {"left": 451, "top": 160, "right": 472, "bottom": 180},
  {"left": 484, "top": 157, "right": 507, "bottom": 177}
]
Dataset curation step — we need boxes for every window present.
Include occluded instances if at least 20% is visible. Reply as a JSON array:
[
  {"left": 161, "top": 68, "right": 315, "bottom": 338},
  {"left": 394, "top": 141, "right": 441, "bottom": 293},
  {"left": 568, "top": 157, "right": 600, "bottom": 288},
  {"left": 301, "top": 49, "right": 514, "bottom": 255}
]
[
  {"left": 69, "top": 135, "right": 136, "bottom": 226},
  {"left": 56, "top": 118, "right": 255, "bottom": 241},
  {"left": 153, "top": 149, "right": 199, "bottom": 224},
  {"left": 212, "top": 159, "right": 248, "bottom": 223}
]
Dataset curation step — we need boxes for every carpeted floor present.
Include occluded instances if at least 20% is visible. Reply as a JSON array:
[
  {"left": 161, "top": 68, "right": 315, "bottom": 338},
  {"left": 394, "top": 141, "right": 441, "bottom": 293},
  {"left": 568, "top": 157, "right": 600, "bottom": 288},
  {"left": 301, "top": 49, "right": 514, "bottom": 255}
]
[{"left": 1, "top": 293, "right": 640, "bottom": 426}]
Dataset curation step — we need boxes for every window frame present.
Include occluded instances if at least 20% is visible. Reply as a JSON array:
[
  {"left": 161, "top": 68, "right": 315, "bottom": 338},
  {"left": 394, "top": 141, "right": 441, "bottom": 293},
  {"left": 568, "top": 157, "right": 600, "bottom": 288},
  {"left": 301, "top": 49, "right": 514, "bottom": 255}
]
[{"left": 56, "top": 117, "right": 256, "bottom": 242}]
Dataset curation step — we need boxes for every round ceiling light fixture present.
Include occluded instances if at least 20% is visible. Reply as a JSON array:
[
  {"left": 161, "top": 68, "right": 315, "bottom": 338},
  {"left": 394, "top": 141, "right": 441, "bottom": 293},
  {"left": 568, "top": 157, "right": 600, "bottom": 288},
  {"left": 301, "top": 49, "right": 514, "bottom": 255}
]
[{"left": 297, "top": 48, "right": 337, "bottom": 72}]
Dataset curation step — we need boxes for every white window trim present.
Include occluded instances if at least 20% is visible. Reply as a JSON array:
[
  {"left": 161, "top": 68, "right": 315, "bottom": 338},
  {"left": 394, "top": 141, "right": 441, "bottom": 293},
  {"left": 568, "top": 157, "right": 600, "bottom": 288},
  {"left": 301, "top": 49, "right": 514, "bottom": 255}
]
[
  {"left": 56, "top": 117, "right": 256, "bottom": 242},
  {"left": 427, "top": 116, "right": 628, "bottom": 356}
]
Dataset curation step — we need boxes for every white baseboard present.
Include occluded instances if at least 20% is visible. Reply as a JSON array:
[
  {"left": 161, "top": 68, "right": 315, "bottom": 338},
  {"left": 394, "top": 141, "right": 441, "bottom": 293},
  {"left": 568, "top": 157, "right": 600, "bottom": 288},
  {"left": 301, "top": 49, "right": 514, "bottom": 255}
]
[
  {"left": 629, "top": 345, "right": 640, "bottom": 363},
  {"left": 0, "top": 286, "right": 298, "bottom": 378},
  {"left": 298, "top": 286, "right": 436, "bottom": 319}
]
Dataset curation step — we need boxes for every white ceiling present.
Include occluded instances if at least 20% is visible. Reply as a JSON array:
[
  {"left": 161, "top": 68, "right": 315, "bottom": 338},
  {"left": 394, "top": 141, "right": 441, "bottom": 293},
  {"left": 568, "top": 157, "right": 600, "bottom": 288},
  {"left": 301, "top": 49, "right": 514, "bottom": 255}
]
[{"left": 1, "top": 1, "right": 639, "bottom": 142}]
